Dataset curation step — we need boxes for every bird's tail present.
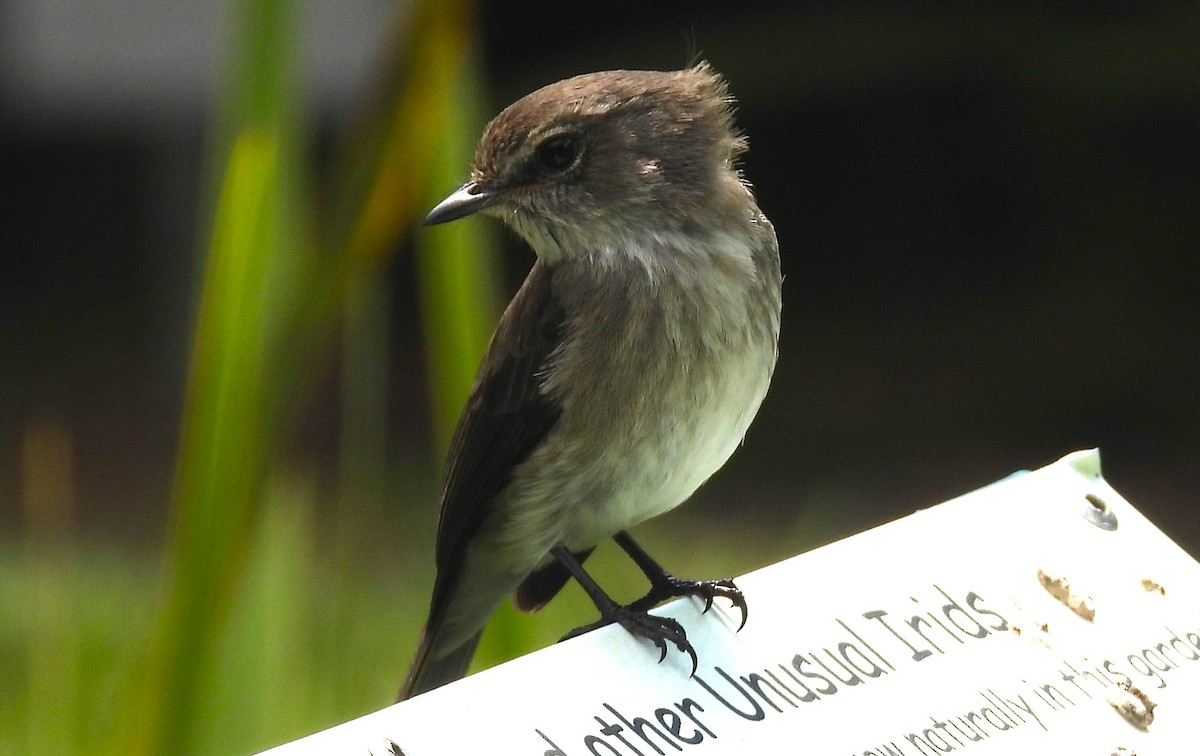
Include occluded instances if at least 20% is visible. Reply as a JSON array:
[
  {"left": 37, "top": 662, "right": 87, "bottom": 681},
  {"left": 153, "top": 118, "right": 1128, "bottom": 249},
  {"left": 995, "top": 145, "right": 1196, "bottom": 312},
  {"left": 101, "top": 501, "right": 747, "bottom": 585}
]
[{"left": 397, "top": 622, "right": 484, "bottom": 701}]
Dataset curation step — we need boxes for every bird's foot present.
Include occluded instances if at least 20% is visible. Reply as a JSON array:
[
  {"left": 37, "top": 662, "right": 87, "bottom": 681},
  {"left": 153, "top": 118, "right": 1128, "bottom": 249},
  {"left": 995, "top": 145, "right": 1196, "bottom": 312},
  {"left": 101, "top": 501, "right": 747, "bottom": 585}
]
[
  {"left": 628, "top": 575, "right": 748, "bottom": 631},
  {"left": 561, "top": 605, "right": 699, "bottom": 674}
]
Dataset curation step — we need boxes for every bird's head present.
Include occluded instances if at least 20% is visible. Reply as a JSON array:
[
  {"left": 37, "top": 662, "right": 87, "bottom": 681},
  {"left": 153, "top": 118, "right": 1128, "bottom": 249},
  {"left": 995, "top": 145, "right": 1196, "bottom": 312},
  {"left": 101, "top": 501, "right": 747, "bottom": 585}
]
[{"left": 424, "top": 63, "right": 749, "bottom": 261}]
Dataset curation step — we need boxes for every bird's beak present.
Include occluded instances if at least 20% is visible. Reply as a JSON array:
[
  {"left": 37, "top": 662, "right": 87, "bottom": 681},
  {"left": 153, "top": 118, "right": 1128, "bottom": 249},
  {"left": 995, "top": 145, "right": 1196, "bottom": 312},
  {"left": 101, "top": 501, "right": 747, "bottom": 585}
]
[{"left": 423, "top": 181, "right": 502, "bottom": 226}]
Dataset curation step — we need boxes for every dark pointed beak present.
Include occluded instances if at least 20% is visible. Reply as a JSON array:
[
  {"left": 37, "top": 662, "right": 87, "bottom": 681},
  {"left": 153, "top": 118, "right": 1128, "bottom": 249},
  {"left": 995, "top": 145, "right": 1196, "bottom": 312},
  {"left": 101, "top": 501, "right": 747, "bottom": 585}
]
[{"left": 423, "top": 182, "right": 502, "bottom": 226}]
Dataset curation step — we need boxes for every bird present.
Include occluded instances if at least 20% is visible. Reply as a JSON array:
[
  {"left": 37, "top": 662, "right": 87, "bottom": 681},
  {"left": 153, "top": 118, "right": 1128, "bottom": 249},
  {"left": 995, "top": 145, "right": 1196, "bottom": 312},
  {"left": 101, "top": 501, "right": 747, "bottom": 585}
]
[{"left": 400, "top": 62, "right": 781, "bottom": 700}]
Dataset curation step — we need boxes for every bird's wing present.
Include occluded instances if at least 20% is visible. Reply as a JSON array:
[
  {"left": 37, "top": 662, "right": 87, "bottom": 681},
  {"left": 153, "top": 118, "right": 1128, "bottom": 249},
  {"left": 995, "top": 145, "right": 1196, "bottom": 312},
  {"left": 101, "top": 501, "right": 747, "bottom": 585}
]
[
  {"left": 513, "top": 547, "right": 594, "bottom": 611},
  {"left": 428, "top": 259, "right": 565, "bottom": 615}
]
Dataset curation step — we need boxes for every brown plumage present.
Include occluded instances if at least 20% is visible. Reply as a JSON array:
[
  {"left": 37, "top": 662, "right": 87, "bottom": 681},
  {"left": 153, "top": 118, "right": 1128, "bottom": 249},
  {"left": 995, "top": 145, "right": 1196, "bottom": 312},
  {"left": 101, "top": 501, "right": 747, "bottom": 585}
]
[{"left": 402, "top": 63, "right": 781, "bottom": 700}]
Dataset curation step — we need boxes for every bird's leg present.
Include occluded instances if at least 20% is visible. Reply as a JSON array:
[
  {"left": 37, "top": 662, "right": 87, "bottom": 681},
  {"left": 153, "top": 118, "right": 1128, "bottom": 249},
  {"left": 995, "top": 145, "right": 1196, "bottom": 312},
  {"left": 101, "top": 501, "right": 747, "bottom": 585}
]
[
  {"left": 614, "top": 530, "right": 748, "bottom": 630},
  {"left": 552, "top": 546, "right": 698, "bottom": 673}
]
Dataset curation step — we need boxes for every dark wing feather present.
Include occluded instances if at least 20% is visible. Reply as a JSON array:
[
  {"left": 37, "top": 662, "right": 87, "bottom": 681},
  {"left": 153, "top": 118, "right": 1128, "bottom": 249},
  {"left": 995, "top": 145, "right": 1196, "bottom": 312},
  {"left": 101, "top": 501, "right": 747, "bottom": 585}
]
[
  {"left": 427, "top": 260, "right": 565, "bottom": 617},
  {"left": 514, "top": 547, "right": 594, "bottom": 611}
]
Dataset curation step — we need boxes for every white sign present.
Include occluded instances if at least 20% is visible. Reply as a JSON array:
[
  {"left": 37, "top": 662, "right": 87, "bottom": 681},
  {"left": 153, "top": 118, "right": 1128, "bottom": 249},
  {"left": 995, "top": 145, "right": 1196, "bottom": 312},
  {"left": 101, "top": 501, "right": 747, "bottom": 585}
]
[{"left": 262, "top": 450, "right": 1200, "bottom": 754}]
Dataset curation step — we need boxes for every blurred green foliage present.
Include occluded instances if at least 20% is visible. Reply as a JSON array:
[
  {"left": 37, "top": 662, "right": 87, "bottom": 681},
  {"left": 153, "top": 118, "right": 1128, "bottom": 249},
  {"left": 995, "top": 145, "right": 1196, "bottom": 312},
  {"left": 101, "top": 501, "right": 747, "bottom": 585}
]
[
  {"left": 3, "top": 2, "right": 825, "bottom": 753},
  {"left": 7, "top": 0, "right": 514, "bottom": 752},
  {"left": 8, "top": 6, "right": 1199, "bottom": 749}
]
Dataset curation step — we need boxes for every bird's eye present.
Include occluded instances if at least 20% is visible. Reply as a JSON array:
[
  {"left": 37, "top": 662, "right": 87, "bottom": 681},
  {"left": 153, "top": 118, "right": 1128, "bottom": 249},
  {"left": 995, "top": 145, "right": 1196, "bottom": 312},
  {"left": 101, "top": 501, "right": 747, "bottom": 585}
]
[{"left": 535, "top": 134, "right": 581, "bottom": 172}]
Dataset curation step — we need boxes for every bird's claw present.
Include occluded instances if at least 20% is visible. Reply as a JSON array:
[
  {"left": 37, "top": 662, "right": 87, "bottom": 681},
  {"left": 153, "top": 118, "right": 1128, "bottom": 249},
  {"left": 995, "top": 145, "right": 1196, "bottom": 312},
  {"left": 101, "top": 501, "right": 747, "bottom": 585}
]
[
  {"left": 630, "top": 575, "right": 749, "bottom": 631},
  {"left": 625, "top": 612, "right": 696, "bottom": 675},
  {"left": 561, "top": 605, "right": 699, "bottom": 675}
]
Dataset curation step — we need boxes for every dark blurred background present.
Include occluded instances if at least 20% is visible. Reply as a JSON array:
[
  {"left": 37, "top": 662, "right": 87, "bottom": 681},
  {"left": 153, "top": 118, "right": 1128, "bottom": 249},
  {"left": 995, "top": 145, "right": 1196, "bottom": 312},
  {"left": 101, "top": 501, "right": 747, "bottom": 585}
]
[{"left": 2, "top": 1, "right": 1197, "bottom": 555}]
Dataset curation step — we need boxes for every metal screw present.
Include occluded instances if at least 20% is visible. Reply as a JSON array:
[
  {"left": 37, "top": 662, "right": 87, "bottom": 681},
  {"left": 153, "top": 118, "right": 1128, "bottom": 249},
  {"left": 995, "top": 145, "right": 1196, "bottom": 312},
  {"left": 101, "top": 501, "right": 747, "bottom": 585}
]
[{"left": 1082, "top": 493, "right": 1118, "bottom": 530}]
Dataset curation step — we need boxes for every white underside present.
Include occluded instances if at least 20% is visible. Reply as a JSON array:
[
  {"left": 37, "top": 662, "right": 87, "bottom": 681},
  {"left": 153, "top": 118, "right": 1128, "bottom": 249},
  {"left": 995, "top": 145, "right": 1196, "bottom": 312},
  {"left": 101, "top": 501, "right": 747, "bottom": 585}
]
[{"left": 438, "top": 222, "right": 780, "bottom": 651}]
